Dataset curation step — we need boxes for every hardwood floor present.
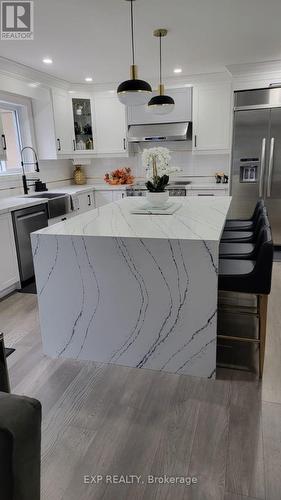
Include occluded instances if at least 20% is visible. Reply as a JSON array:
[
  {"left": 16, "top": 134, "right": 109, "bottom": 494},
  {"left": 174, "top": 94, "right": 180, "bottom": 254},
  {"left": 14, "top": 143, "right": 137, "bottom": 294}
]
[{"left": 1, "top": 263, "right": 281, "bottom": 499}]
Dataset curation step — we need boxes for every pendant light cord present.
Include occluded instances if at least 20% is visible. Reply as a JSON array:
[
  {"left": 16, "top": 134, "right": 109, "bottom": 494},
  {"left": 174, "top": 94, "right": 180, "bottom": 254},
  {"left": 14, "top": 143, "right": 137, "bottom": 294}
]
[
  {"left": 159, "top": 33, "right": 162, "bottom": 86},
  {"left": 130, "top": 0, "right": 135, "bottom": 66}
]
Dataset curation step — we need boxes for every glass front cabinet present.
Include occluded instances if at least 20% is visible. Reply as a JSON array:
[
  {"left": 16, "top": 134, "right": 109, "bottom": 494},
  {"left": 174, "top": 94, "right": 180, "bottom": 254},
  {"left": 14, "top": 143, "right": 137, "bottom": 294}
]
[{"left": 71, "top": 98, "right": 94, "bottom": 152}]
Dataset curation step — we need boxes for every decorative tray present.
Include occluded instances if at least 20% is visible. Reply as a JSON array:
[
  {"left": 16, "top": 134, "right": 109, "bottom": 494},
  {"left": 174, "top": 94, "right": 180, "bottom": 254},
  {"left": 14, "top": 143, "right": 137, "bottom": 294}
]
[{"left": 130, "top": 201, "right": 182, "bottom": 215}]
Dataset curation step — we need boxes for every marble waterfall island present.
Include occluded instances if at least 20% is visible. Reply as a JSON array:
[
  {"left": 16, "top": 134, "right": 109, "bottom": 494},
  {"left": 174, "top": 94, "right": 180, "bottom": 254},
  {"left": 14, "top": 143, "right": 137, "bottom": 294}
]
[{"left": 31, "top": 196, "right": 231, "bottom": 378}]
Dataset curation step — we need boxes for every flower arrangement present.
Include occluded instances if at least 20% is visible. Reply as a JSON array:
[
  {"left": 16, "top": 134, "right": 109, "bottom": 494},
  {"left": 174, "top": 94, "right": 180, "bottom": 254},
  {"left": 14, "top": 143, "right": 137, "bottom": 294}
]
[
  {"left": 142, "top": 147, "right": 181, "bottom": 192},
  {"left": 104, "top": 167, "right": 134, "bottom": 185}
]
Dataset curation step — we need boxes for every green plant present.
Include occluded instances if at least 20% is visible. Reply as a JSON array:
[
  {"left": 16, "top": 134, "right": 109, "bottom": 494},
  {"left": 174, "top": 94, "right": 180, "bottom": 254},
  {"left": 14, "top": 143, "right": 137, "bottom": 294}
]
[
  {"left": 145, "top": 174, "right": 169, "bottom": 192},
  {"left": 145, "top": 157, "right": 169, "bottom": 192}
]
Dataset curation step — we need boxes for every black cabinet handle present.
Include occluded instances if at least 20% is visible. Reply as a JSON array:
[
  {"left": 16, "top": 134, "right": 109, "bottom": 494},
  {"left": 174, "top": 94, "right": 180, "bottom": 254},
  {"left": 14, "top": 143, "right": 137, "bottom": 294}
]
[
  {"left": 123, "top": 138, "right": 127, "bottom": 150},
  {"left": 73, "top": 139, "right": 76, "bottom": 151},
  {"left": 1, "top": 134, "right": 6, "bottom": 151},
  {"left": 194, "top": 135, "right": 197, "bottom": 148},
  {"left": 88, "top": 194, "right": 91, "bottom": 206},
  {"left": 57, "top": 138, "right": 61, "bottom": 151}
]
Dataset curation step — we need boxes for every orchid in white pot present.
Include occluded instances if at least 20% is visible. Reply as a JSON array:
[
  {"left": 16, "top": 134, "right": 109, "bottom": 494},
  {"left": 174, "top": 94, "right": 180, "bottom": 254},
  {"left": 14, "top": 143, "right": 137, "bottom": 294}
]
[{"left": 142, "top": 147, "right": 181, "bottom": 207}]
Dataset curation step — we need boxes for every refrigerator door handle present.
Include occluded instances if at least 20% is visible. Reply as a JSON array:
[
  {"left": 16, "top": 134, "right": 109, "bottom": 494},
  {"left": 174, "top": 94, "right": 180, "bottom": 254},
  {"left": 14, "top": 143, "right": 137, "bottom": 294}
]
[
  {"left": 259, "top": 137, "right": 266, "bottom": 197},
  {"left": 267, "top": 137, "right": 275, "bottom": 197}
]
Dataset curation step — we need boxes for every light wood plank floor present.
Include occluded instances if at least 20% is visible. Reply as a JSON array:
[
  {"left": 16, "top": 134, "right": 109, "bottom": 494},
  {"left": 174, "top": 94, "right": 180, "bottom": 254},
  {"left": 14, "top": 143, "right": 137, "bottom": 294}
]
[{"left": 1, "top": 264, "right": 281, "bottom": 500}]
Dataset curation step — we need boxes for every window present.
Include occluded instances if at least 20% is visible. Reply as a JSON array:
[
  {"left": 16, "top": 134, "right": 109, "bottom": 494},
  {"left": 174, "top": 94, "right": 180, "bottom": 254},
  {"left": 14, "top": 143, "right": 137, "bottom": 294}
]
[
  {"left": 0, "top": 107, "right": 22, "bottom": 173},
  {"left": 0, "top": 93, "right": 35, "bottom": 176}
]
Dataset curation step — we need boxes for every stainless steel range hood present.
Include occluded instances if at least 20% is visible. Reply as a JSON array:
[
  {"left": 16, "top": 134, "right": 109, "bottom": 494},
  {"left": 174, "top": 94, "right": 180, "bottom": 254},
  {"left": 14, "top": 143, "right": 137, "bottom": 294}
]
[{"left": 127, "top": 122, "right": 192, "bottom": 142}]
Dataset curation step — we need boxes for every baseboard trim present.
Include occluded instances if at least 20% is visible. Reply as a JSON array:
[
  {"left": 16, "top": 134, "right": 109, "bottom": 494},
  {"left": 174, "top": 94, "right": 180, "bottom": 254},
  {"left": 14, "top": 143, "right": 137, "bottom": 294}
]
[{"left": 0, "top": 282, "right": 20, "bottom": 300}]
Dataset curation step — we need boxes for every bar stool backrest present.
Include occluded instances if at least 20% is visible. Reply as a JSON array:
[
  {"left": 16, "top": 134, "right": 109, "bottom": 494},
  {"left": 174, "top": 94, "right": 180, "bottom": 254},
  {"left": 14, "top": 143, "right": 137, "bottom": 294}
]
[
  {"left": 252, "top": 199, "right": 265, "bottom": 221},
  {"left": 253, "top": 203, "right": 267, "bottom": 224},
  {"left": 253, "top": 226, "right": 273, "bottom": 295},
  {"left": 253, "top": 211, "right": 270, "bottom": 239}
]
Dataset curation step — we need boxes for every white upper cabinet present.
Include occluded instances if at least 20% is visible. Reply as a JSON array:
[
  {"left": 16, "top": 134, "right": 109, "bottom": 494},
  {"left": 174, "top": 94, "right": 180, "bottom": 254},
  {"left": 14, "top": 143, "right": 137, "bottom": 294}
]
[
  {"left": 0, "top": 113, "right": 7, "bottom": 161},
  {"left": 71, "top": 97, "right": 95, "bottom": 153},
  {"left": 52, "top": 89, "right": 75, "bottom": 154},
  {"left": 50, "top": 90, "right": 127, "bottom": 158},
  {"left": 127, "top": 88, "right": 192, "bottom": 125},
  {"left": 94, "top": 94, "right": 127, "bottom": 155},
  {"left": 192, "top": 82, "right": 232, "bottom": 152}
]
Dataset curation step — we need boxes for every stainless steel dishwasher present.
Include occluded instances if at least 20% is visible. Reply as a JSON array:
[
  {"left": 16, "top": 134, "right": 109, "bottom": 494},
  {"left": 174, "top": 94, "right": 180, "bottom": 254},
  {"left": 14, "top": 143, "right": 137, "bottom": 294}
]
[{"left": 12, "top": 204, "right": 48, "bottom": 284}]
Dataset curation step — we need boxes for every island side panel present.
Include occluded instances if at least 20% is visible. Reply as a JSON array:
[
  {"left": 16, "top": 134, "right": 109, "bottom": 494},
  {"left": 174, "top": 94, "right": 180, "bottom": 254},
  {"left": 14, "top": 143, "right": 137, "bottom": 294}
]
[{"left": 32, "top": 233, "right": 219, "bottom": 378}]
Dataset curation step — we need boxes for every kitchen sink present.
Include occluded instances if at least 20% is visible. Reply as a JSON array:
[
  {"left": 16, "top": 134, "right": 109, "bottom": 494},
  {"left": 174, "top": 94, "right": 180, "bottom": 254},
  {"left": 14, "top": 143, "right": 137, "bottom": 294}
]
[
  {"left": 28, "top": 192, "right": 68, "bottom": 199},
  {"left": 21, "top": 192, "right": 71, "bottom": 219}
]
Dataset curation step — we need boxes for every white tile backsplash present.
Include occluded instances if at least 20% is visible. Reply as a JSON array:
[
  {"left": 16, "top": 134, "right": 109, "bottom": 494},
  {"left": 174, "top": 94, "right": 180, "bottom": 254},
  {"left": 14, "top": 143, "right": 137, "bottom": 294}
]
[
  {"left": 0, "top": 159, "right": 73, "bottom": 198},
  {"left": 85, "top": 151, "right": 230, "bottom": 182},
  {"left": 0, "top": 151, "right": 230, "bottom": 199}
]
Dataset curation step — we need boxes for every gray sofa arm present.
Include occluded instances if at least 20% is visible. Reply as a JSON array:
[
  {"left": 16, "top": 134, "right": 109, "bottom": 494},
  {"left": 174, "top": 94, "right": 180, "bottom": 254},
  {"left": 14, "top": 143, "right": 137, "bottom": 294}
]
[{"left": 0, "top": 392, "right": 41, "bottom": 500}]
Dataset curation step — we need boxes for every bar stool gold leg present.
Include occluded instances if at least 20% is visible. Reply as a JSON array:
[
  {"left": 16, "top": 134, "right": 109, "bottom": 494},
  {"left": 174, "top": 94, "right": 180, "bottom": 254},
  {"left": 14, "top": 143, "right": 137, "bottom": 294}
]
[
  {"left": 258, "top": 294, "right": 268, "bottom": 378},
  {"left": 0, "top": 332, "right": 10, "bottom": 393}
]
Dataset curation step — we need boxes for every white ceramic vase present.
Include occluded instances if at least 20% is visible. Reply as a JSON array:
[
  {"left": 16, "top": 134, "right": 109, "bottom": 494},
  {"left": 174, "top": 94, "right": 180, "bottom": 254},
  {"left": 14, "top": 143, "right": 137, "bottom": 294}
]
[{"left": 146, "top": 191, "right": 169, "bottom": 208}]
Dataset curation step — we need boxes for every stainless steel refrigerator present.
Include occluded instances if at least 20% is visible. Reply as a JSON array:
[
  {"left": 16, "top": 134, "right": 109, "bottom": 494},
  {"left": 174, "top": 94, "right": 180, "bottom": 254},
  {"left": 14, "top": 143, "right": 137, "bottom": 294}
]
[{"left": 231, "top": 87, "right": 281, "bottom": 245}]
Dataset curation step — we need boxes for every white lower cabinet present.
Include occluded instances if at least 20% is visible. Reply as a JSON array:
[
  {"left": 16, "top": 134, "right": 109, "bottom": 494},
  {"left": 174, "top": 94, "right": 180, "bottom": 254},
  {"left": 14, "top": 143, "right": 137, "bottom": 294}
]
[
  {"left": 48, "top": 212, "right": 74, "bottom": 226},
  {"left": 187, "top": 188, "right": 229, "bottom": 196},
  {"left": 112, "top": 190, "right": 126, "bottom": 202},
  {"left": 0, "top": 213, "right": 19, "bottom": 295},
  {"left": 75, "top": 191, "right": 95, "bottom": 213},
  {"left": 94, "top": 190, "right": 113, "bottom": 207},
  {"left": 95, "top": 189, "right": 126, "bottom": 208}
]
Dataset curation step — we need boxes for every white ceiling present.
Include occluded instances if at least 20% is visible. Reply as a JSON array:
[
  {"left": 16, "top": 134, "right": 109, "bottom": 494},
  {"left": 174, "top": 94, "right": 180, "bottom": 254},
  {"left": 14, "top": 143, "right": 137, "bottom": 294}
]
[{"left": 1, "top": 0, "right": 281, "bottom": 84}]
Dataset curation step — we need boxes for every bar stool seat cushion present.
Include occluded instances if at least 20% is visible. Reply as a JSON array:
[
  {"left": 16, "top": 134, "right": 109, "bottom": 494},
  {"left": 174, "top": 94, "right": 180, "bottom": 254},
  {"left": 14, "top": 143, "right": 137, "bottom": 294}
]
[
  {"left": 219, "top": 242, "right": 255, "bottom": 259},
  {"left": 221, "top": 230, "right": 253, "bottom": 242},
  {"left": 224, "top": 220, "right": 254, "bottom": 231}
]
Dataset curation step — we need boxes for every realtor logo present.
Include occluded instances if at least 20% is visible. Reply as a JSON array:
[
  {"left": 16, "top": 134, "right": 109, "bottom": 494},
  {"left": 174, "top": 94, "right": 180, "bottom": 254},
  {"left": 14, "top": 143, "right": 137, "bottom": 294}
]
[{"left": 1, "top": 1, "right": 34, "bottom": 39}]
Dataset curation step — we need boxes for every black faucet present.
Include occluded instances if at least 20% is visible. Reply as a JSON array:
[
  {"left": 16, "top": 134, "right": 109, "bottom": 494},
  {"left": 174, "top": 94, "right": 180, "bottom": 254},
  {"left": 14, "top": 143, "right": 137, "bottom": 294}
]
[{"left": 20, "top": 146, "right": 40, "bottom": 195}]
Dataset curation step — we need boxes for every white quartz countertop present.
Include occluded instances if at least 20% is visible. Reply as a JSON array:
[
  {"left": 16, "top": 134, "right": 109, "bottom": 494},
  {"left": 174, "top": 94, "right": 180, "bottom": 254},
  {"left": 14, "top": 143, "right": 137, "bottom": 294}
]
[
  {"left": 0, "top": 182, "right": 229, "bottom": 216},
  {"left": 0, "top": 184, "right": 127, "bottom": 215},
  {"left": 34, "top": 196, "right": 231, "bottom": 242},
  {"left": 36, "top": 184, "right": 128, "bottom": 194},
  {"left": 0, "top": 196, "right": 49, "bottom": 215}
]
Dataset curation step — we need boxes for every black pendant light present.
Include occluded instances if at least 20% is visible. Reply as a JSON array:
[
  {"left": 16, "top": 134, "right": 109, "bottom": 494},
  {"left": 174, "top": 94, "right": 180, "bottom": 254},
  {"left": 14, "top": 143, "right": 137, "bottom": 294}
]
[
  {"left": 117, "top": 0, "right": 152, "bottom": 106},
  {"left": 148, "top": 29, "right": 175, "bottom": 114}
]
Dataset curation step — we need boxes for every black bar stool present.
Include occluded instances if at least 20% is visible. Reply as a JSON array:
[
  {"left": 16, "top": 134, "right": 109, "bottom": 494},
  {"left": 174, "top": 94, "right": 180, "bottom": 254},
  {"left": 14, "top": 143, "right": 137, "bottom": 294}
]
[
  {"left": 218, "top": 226, "right": 273, "bottom": 377},
  {"left": 221, "top": 210, "right": 268, "bottom": 243},
  {"left": 219, "top": 224, "right": 269, "bottom": 260},
  {"left": 224, "top": 199, "right": 265, "bottom": 231}
]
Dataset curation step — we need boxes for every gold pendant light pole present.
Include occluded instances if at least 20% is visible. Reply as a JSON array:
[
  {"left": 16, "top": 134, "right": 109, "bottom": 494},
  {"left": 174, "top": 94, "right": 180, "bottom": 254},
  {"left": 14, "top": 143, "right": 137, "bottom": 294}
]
[{"left": 148, "top": 28, "right": 175, "bottom": 114}]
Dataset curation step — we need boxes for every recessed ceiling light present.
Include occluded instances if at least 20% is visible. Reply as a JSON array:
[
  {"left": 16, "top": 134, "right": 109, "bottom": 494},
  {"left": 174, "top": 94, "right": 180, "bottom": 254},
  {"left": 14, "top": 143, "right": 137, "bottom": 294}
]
[
  {"left": 68, "top": 90, "right": 76, "bottom": 94},
  {"left": 29, "top": 81, "right": 41, "bottom": 88},
  {"left": 85, "top": 77, "right": 93, "bottom": 82},
  {"left": 174, "top": 68, "right": 182, "bottom": 74},
  {"left": 43, "top": 57, "right": 53, "bottom": 64}
]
